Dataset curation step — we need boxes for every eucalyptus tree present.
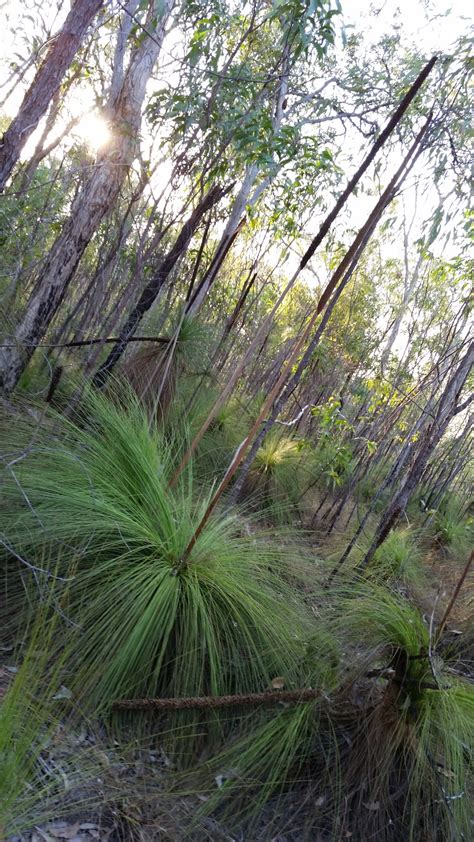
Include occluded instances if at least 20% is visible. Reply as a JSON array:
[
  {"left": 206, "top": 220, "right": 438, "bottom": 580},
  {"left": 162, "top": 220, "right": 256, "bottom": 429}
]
[
  {"left": 76, "top": 0, "right": 343, "bottom": 379},
  {"left": 0, "top": 0, "right": 105, "bottom": 192},
  {"left": 0, "top": 0, "right": 175, "bottom": 394},
  {"left": 182, "top": 0, "right": 342, "bottom": 315}
]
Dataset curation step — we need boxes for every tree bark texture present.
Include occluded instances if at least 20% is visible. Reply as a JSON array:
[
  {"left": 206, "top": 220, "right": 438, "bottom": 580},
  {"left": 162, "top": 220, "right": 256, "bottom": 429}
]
[
  {"left": 92, "top": 183, "right": 229, "bottom": 386},
  {"left": 0, "top": 0, "right": 174, "bottom": 394},
  {"left": 0, "top": 0, "right": 105, "bottom": 191}
]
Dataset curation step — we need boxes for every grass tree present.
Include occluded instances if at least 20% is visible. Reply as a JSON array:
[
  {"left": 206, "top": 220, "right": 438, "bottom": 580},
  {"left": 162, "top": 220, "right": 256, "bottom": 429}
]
[
  {"left": 241, "top": 430, "right": 306, "bottom": 522},
  {"left": 0, "top": 387, "right": 314, "bottom": 758},
  {"left": 194, "top": 583, "right": 473, "bottom": 840}
]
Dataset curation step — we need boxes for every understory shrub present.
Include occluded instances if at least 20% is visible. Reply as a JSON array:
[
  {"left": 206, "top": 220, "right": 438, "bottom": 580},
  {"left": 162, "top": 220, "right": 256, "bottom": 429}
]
[{"left": 434, "top": 497, "right": 473, "bottom": 559}]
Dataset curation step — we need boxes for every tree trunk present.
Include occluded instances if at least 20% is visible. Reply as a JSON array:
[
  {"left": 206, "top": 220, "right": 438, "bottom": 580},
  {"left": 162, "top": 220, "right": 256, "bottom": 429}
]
[
  {"left": 380, "top": 253, "right": 423, "bottom": 374},
  {"left": 185, "top": 165, "right": 258, "bottom": 315},
  {"left": 168, "top": 62, "right": 437, "bottom": 484},
  {"left": 184, "top": 42, "right": 291, "bottom": 316},
  {"left": 358, "top": 341, "right": 473, "bottom": 572},
  {"left": 229, "top": 118, "right": 431, "bottom": 503},
  {"left": 92, "top": 184, "right": 228, "bottom": 386},
  {"left": 0, "top": 1, "right": 174, "bottom": 394},
  {"left": 0, "top": 0, "right": 104, "bottom": 191}
]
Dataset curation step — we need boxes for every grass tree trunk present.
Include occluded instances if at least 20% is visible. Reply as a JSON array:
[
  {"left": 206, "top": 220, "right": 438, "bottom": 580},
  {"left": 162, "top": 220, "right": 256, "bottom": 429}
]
[
  {"left": 0, "top": 0, "right": 174, "bottom": 394},
  {"left": 0, "top": 0, "right": 104, "bottom": 191}
]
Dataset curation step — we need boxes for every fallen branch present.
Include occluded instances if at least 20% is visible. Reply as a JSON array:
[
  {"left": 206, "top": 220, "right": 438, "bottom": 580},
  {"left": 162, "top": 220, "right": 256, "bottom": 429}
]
[
  {"left": 112, "top": 688, "right": 322, "bottom": 710},
  {"left": 0, "top": 335, "right": 170, "bottom": 349}
]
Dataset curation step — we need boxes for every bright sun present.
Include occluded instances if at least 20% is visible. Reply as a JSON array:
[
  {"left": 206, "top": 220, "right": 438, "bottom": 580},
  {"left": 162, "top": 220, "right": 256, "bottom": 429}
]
[{"left": 75, "top": 113, "right": 111, "bottom": 152}]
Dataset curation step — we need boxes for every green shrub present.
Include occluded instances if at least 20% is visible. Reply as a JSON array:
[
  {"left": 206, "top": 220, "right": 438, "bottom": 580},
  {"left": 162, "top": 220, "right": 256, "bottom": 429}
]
[
  {"left": 434, "top": 498, "right": 473, "bottom": 559},
  {"left": 369, "top": 526, "right": 424, "bottom": 587}
]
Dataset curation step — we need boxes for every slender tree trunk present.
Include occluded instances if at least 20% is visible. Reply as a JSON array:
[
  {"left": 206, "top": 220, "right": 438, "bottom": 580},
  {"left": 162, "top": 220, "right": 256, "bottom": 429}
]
[
  {"left": 184, "top": 42, "right": 292, "bottom": 316},
  {"left": 176, "top": 120, "right": 433, "bottom": 560},
  {"left": 168, "top": 61, "right": 437, "bottom": 481},
  {"left": 92, "top": 184, "right": 228, "bottom": 386},
  {"left": 0, "top": 0, "right": 104, "bottom": 191},
  {"left": 229, "top": 119, "right": 431, "bottom": 503},
  {"left": 0, "top": 0, "right": 174, "bottom": 394},
  {"left": 380, "top": 253, "right": 423, "bottom": 374},
  {"left": 356, "top": 342, "right": 473, "bottom": 572},
  {"left": 185, "top": 166, "right": 257, "bottom": 315}
]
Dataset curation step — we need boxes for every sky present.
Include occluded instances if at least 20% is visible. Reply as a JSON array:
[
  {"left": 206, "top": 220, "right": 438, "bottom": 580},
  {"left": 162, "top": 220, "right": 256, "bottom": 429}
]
[
  {"left": 342, "top": 0, "right": 469, "bottom": 52},
  {"left": 0, "top": 0, "right": 471, "bottom": 261}
]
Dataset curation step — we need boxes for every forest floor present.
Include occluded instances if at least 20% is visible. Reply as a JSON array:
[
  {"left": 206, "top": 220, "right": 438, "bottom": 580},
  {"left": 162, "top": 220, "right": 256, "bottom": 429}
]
[{"left": 4, "top": 534, "right": 472, "bottom": 842}]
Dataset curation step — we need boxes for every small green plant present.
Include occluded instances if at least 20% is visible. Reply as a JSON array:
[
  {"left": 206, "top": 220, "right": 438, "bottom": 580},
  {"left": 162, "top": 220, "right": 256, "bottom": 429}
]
[
  {"left": 434, "top": 498, "right": 473, "bottom": 559},
  {"left": 309, "top": 397, "right": 354, "bottom": 493},
  {"left": 244, "top": 430, "right": 305, "bottom": 522},
  {"left": 368, "top": 526, "right": 424, "bottom": 587}
]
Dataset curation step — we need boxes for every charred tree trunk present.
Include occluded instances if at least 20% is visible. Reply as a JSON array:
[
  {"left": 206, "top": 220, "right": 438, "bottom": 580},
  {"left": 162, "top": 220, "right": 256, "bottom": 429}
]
[{"left": 92, "top": 184, "right": 228, "bottom": 386}]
